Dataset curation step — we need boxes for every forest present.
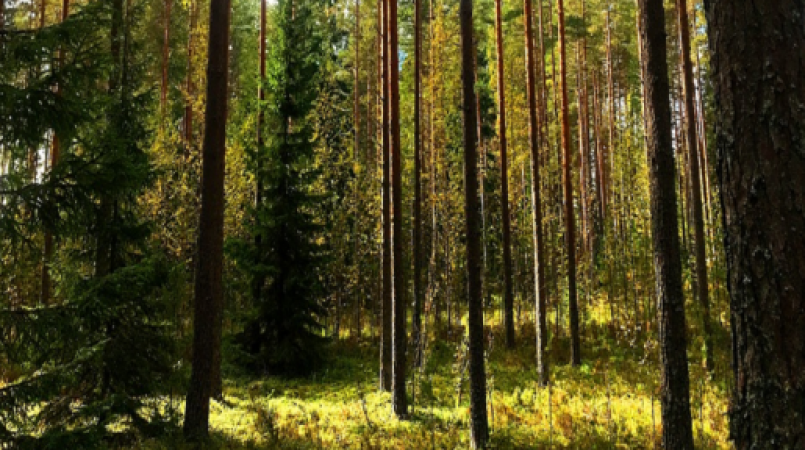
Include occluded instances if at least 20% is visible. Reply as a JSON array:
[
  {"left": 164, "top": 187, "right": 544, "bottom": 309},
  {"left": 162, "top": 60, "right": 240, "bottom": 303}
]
[{"left": 1, "top": 0, "right": 803, "bottom": 447}]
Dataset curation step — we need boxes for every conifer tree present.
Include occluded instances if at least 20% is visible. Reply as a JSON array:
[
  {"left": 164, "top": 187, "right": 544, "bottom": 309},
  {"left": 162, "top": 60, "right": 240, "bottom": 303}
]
[{"left": 236, "top": 0, "right": 327, "bottom": 376}]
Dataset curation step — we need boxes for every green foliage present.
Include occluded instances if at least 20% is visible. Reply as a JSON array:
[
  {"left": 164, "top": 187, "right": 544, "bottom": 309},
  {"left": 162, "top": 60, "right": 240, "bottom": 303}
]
[
  {"left": 0, "top": 257, "right": 180, "bottom": 448},
  {"left": 0, "top": 0, "right": 180, "bottom": 445},
  {"left": 232, "top": 0, "right": 329, "bottom": 377}
]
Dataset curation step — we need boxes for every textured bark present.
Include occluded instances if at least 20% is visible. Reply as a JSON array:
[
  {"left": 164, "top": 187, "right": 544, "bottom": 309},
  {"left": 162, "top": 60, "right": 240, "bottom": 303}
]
[
  {"left": 183, "top": 0, "right": 231, "bottom": 438},
  {"left": 556, "top": 0, "right": 580, "bottom": 366},
  {"left": 524, "top": 0, "right": 548, "bottom": 386},
  {"left": 675, "top": 0, "right": 712, "bottom": 372},
  {"left": 494, "top": 0, "right": 515, "bottom": 349},
  {"left": 637, "top": 0, "right": 694, "bottom": 447},
  {"left": 703, "top": 1, "right": 805, "bottom": 448},
  {"left": 379, "top": 0, "right": 392, "bottom": 392},
  {"left": 459, "top": 0, "right": 489, "bottom": 445},
  {"left": 387, "top": 0, "right": 407, "bottom": 418}
]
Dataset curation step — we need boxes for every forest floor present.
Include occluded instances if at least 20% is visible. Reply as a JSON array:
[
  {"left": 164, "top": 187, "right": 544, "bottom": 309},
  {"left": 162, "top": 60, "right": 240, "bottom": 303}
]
[{"left": 138, "top": 313, "right": 731, "bottom": 449}]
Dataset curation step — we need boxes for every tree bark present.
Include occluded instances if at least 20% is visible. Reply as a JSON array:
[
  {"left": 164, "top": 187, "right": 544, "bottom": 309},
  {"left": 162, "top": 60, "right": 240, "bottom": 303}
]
[
  {"left": 387, "top": 0, "right": 407, "bottom": 418},
  {"left": 183, "top": 0, "right": 231, "bottom": 438},
  {"left": 459, "top": 0, "right": 489, "bottom": 445},
  {"left": 703, "top": 1, "right": 805, "bottom": 447},
  {"left": 379, "top": 0, "right": 392, "bottom": 392},
  {"left": 494, "top": 0, "right": 515, "bottom": 348},
  {"left": 637, "top": 0, "right": 694, "bottom": 447},
  {"left": 524, "top": 0, "right": 548, "bottom": 386},
  {"left": 556, "top": 0, "right": 580, "bottom": 366}
]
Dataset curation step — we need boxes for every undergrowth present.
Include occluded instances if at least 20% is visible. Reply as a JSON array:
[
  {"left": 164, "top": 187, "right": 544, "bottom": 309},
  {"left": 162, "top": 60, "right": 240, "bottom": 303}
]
[{"left": 133, "top": 311, "right": 730, "bottom": 450}]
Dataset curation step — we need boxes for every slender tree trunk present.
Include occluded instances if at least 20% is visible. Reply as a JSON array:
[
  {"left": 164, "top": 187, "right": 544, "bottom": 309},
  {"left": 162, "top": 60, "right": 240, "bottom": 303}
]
[
  {"left": 576, "top": 45, "right": 589, "bottom": 255},
  {"left": 40, "top": 0, "right": 69, "bottom": 306},
  {"left": 675, "top": 0, "right": 712, "bottom": 371},
  {"left": 354, "top": 0, "right": 360, "bottom": 161},
  {"left": 387, "top": 0, "right": 407, "bottom": 418},
  {"left": 252, "top": 0, "right": 266, "bottom": 309},
  {"left": 524, "top": 0, "right": 548, "bottom": 386},
  {"left": 161, "top": 0, "right": 171, "bottom": 111},
  {"left": 557, "top": 0, "right": 580, "bottom": 366},
  {"left": 184, "top": 0, "right": 197, "bottom": 146},
  {"left": 460, "top": 0, "right": 489, "bottom": 445},
  {"left": 494, "top": 0, "right": 515, "bottom": 348},
  {"left": 592, "top": 71, "right": 604, "bottom": 225},
  {"left": 183, "top": 0, "right": 231, "bottom": 438},
  {"left": 604, "top": 8, "right": 614, "bottom": 219},
  {"left": 704, "top": 0, "right": 805, "bottom": 447},
  {"left": 412, "top": 0, "right": 423, "bottom": 367},
  {"left": 637, "top": 0, "right": 694, "bottom": 447},
  {"left": 379, "top": 0, "right": 392, "bottom": 392}
]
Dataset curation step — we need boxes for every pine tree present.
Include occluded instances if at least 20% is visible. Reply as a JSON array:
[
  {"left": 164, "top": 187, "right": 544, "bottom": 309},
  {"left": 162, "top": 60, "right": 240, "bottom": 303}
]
[
  {"left": 704, "top": 0, "right": 805, "bottom": 447},
  {"left": 637, "top": 0, "right": 694, "bottom": 446}
]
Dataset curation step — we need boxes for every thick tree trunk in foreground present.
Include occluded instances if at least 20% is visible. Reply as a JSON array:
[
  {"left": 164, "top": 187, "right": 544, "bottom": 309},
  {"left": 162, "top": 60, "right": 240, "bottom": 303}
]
[
  {"left": 637, "top": 0, "right": 694, "bottom": 447},
  {"left": 388, "top": 0, "right": 407, "bottom": 418},
  {"left": 183, "top": 0, "right": 231, "bottom": 438},
  {"left": 494, "top": 0, "right": 515, "bottom": 349},
  {"left": 459, "top": 0, "right": 489, "bottom": 445},
  {"left": 704, "top": 1, "right": 805, "bottom": 448},
  {"left": 556, "top": 0, "right": 580, "bottom": 366},
  {"left": 524, "top": 0, "right": 548, "bottom": 386},
  {"left": 675, "top": 0, "right": 712, "bottom": 371}
]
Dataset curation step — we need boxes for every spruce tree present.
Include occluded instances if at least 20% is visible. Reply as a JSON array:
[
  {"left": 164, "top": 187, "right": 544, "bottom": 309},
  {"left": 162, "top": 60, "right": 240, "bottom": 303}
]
[{"left": 235, "top": 0, "right": 327, "bottom": 376}]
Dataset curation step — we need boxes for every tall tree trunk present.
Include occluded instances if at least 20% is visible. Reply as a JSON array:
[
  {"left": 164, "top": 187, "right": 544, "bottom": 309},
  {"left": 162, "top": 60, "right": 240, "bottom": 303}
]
[
  {"left": 675, "top": 0, "right": 712, "bottom": 371},
  {"left": 460, "top": 0, "right": 489, "bottom": 445},
  {"left": 354, "top": 0, "right": 360, "bottom": 161},
  {"left": 494, "top": 0, "right": 515, "bottom": 348},
  {"left": 184, "top": 0, "right": 197, "bottom": 146},
  {"left": 524, "top": 0, "right": 548, "bottom": 386},
  {"left": 704, "top": 0, "right": 805, "bottom": 447},
  {"left": 637, "top": 0, "right": 694, "bottom": 447},
  {"left": 183, "top": 0, "right": 231, "bottom": 438},
  {"left": 556, "top": 0, "right": 580, "bottom": 366},
  {"left": 379, "top": 0, "right": 392, "bottom": 392},
  {"left": 387, "top": 0, "right": 407, "bottom": 418},
  {"left": 161, "top": 0, "right": 171, "bottom": 111},
  {"left": 604, "top": 8, "right": 614, "bottom": 220},
  {"left": 40, "top": 0, "right": 69, "bottom": 306},
  {"left": 412, "top": 0, "right": 423, "bottom": 367},
  {"left": 252, "top": 0, "right": 266, "bottom": 310}
]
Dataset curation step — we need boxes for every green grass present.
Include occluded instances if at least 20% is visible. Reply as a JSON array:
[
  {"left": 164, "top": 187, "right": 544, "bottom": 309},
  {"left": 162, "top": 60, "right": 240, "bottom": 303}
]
[{"left": 135, "top": 312, "right": 730, "bottom": 449}]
